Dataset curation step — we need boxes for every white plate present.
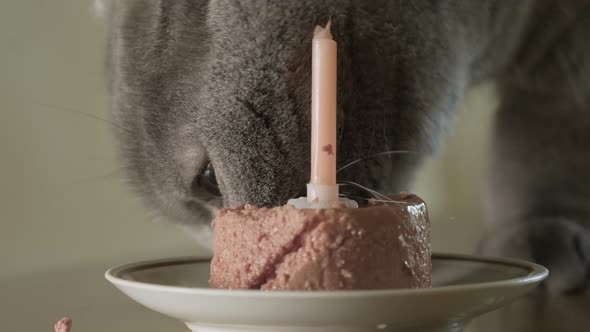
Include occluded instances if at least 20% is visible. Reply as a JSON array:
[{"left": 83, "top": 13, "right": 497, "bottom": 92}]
[{"left": 105, "top": 253, "right": 548, "bottom": 332}]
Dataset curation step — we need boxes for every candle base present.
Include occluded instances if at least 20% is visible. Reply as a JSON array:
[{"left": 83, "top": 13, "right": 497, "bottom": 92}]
[
  {"left": 287, "top": 196, "right": 358, "bottom": 209},
  {"left": 287, "top": 184, "right": 358, "bottom": 209},
  {"left": 307, "top": 183, "right": 338, "bottom": 202}
]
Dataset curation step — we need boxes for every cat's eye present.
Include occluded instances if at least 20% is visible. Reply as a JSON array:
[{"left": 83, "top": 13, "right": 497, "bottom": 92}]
[{"left": 198, "top": 162, "right": 221, "bottom": 197}]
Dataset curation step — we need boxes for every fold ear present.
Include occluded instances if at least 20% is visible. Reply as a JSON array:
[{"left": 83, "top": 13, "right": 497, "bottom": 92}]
[{"left": 93, "top": 0, "right": 106, "bottom": 18}]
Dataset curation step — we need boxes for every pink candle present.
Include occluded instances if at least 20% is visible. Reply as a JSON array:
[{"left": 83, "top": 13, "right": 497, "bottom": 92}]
[
  {"left": 289, "top": 20, "right": 356, "bottom": 208},
  {"left": 308, "top": 21, "right": 338, "bottom": 203}
]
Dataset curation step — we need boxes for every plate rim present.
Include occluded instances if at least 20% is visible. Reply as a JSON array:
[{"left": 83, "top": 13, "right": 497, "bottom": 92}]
[{"left": 105, "top": 252, "right": 548, "bottom": 298}]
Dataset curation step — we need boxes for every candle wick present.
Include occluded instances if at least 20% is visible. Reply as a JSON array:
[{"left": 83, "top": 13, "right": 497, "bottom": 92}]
[
  {"left": 313, "top": 19, "right": 333, "bottom": 39},
  {"left": 324, "top": 19, "right": 331, "bottom": 32}
]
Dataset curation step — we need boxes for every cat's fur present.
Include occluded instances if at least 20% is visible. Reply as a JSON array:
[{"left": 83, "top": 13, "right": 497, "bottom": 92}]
[{"left": 100, "top": 0, "right": 590, "bottom": 293}]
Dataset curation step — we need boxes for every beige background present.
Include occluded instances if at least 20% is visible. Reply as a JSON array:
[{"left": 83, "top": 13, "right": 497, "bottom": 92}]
[{"left": 1, "top": 1, "right": 496, "bottom": 331}]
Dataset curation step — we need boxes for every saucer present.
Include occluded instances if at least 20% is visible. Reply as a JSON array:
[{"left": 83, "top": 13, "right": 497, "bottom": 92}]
[{"left": 105, "top": 253, "right": 547, "bottom": 332}]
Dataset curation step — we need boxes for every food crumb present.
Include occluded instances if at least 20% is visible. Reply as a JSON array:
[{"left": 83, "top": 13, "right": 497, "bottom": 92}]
[{"left": 54, "top": 317, "right": 72, "bottom": 332}]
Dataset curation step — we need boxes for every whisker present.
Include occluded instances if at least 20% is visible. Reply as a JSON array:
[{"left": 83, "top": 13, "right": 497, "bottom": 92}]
[
  {"left": 31, "top": 101, "right": 153, "bottom": 145},
  {"left": 69, "top": 169, "right": 122, "bottom": 184},
  {"left": 337, "top": 150, "right": 415, "bottom": 173},
  {"left": 339, "top": 193, "right": 401, "bottom": 204},
  {"left": 365, "top": 198, "right": 403, "bottom": 203},
  {"left": 288, "top": 187, "right": 307, "bottom": 200},
  {"left": 339, "top": 181, "right": 389, "bottom": 200},
  {"left": 338, "top": 181, "right": 402, "bottom": 203}
]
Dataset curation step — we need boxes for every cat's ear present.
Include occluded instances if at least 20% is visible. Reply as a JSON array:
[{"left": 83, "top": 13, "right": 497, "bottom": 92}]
[{"left": 93, "top": 0, "right": 106, "bottom": 18}]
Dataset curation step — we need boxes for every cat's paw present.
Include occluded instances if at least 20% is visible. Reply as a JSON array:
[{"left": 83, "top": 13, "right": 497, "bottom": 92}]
[{"left": 479, "top": 218, "right": 590, "bottom": 293}]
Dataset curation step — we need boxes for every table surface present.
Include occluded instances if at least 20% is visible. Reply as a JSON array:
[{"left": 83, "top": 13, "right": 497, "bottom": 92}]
[{"left": 2, "top": 261, "right": 588, "bottom": 332}]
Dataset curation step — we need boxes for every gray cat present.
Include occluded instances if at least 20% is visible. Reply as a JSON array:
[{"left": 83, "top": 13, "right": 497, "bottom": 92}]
[{"left": 99, "top": 0, "right": 590, "bottom": 293}]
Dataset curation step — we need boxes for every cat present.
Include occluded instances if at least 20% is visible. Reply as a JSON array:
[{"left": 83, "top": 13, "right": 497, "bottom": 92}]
[{"left": 98, "top": 0, "right": 590, "bottom": 293}]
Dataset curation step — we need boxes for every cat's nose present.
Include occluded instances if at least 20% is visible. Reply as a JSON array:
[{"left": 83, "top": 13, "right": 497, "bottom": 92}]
[
  {"left": 188, "top": 154, "right": 307, "bottom": 209},
  {"left": 214, "top": 158, "right": 307, "bottom": 209},
  {"left": 224, "top": 180, "right": 304, "bottom": 208}
]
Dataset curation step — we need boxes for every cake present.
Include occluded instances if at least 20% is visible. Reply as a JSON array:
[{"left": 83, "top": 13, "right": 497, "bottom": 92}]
[{"left": 209, "top": 193, "right": 431, "bottom": 290}]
